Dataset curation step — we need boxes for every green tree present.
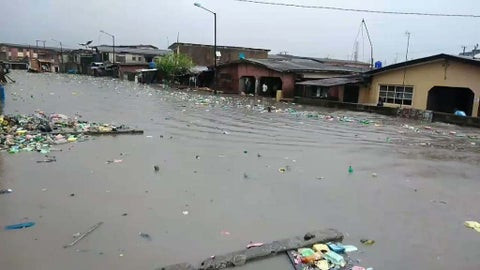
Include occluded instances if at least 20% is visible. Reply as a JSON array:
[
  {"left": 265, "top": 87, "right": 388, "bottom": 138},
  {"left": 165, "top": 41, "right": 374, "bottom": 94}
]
[{"left": 155, "top": 53, "right": 194, "bottom": 83}]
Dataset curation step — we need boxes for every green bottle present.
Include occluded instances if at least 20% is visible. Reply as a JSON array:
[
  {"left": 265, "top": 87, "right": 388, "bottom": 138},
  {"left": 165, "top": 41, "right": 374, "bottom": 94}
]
[{"left": 348, "top": 166, "right": 354, "bottom": 174}]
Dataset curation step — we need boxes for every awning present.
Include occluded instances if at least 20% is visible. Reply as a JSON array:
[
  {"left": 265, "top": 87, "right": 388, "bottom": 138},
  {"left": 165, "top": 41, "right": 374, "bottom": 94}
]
[{"left": 297, "top": 77, "right": 363, "bottom": 87}]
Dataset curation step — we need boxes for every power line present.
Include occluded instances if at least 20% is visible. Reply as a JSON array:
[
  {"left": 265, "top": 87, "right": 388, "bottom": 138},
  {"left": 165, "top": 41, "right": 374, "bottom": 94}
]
[{"left": 234, "top": 0, "right": 480, "bottom": 18}]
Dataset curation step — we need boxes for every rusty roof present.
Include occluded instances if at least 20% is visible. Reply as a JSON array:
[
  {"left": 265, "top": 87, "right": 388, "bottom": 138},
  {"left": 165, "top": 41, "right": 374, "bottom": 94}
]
[{"left": 297, "top": 76, "right": 364, "bottom": 87}]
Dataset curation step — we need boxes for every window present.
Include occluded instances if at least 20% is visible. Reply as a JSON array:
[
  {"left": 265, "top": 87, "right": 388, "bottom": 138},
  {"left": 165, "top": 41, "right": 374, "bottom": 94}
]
[
  {"left": 132, "top": 56, "right": 136, "bottom": 61},
  {"left": 312, "top": 87, "right": 329, "bottom": 98},
  {"left": 115, "top": 55, "right": 126, "bottom": 63},
  {"left": 379, "top": 85, "right": 413, "bottom": 105},
  {"left": 138, "top": 57, "right": 142, "bottom": 62}
]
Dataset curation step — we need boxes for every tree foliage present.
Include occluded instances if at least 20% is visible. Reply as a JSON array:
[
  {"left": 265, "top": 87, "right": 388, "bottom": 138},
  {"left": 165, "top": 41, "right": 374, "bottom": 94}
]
[{"left": 155, "top": 53, "right": 194, "bottom": 82}]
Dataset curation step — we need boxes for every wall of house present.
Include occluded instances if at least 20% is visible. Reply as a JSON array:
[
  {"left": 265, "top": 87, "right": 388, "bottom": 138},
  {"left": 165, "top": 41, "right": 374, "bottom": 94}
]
[
  {"left": 174, "top": 45, "right": 268, "bottom": 66},
  {"left": 359, "top": 59, "right": 480, "bottom": 116},
  {"left": 118, "top": 64, "right": 149, "bottom": 79},
  {"left": 0, "top": 46, "right": 40, "bottom": 61},
  {"left": 216, "top": 63, "right": 296, "bottom": 97}
]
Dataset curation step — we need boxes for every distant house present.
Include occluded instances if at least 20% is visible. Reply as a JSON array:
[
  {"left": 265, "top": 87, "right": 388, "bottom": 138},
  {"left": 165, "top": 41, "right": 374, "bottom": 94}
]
[
  {"left": 91, "top": 45, "right": 169, "bottom": 79},
  {"left": 0, "top": 42, "right": 67, "bottom": 70},
  {"left": 215, "top": 54, "right": 369, "bottom": 99},
  {"left": 359, "top": 54, "right": 480, "bottom": 117},
  {"left": 168, "top": 42, "right": 270, "bottom": 67},
  {"left": 92, "top": 45, "right": 169, "bottom": 64}
]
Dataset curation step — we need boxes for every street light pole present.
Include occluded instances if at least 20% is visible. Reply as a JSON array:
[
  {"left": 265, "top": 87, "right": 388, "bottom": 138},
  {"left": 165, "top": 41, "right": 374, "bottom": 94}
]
[
  {"left": 51, "top": 39, "right": 63, "bottom": 73},
  {"left": 194, "top": 2, "right": 217, "bottom": 95},
  {"left": 100, "top": 30, "right": 115, "bottom": 64}
]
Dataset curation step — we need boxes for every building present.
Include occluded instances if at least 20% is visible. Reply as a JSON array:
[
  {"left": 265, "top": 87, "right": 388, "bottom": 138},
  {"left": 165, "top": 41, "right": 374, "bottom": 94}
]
[
  {"left": 0, "top": 42, "right": 69, "bottom": 71},
  {"left": 358, "top": 54, "right": 480, "bottom": 117},
  {"left": 459, "top": 46, "right": 480, "bottom": 58},
  {"left": 215, "top": 54, "right": 369, "bottom": 98},
  {"left": 65, "top": 49, "right": 95, "bottom": 74},
  {"left": 168, "top": 42, "right": 270, "bottom": 67},
  {"left": 92, "top": 45, "right": 169, "bottom": 79},
  {"left": 92, "top": 45, "right": 169, "bottom": 64}
]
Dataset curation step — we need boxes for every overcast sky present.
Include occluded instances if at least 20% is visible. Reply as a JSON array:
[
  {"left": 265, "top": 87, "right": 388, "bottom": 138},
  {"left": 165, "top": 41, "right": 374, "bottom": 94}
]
[{"left": 1, "top": 0, "right": 479, "bottom": 64}]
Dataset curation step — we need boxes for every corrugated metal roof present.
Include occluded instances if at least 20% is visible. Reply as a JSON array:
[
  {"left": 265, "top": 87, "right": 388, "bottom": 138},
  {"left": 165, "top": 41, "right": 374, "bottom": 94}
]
[
  {"left": 168, "top": 42, "right": 270, "bottom": 52},
  {"left": 367, "top": 53, "right": 480, "bottom": 75},
  {"left": 243, "top": 58, "right": 367, "bottom": 73},
  {"left": 0, "top": 42, "right": 72, "bottom": 52},
  {"left": 297, "top": 77, "right": 364, "bottom": 87},
  {"left": 93, "top": 45, "right": 170, "bottom": 56}
]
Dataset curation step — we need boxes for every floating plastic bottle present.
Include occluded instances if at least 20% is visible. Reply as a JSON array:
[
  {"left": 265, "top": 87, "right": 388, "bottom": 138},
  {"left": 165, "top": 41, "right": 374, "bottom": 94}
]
[{"left": 348, "top": 166, "right": 354, "bottom": 174}]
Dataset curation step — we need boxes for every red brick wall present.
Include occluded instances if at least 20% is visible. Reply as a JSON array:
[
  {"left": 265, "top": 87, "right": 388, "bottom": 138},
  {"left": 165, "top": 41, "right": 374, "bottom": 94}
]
[{"left": 216, "top": 63, "right": 296, "bottom": 97}]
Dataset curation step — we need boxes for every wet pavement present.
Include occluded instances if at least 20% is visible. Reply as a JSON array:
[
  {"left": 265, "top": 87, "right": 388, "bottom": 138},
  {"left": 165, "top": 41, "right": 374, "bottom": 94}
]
[{"left": 0, "top": 71, "right": 479, "bottom": 270}]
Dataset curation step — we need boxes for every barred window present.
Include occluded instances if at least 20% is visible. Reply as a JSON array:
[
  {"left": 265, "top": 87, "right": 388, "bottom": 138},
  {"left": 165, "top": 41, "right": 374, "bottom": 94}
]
[{"left": 379, "top": 85, "right": 413, "bottom": 105}]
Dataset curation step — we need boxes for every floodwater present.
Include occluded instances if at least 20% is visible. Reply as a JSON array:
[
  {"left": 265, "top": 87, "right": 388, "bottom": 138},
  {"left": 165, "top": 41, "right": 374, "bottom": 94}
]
[{"left": 0, "top": 71, "right": 479, "bottom": 270}]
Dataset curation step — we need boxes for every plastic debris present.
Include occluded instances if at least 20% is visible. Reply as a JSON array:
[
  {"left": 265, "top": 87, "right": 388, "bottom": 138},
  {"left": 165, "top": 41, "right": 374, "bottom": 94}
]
[
  {"left": 343, "top": 245, "right": 358, "bottom": 253},
  {"left": 464, "top": 221, "right": 480, "bottom": 233},
  {"left": 278, "top": 167, "right": 286, "bottom": 173},
  {"left": 63, "top": 222, "right": 103, "bottom": 248},
  {"left": 360, "top": 239, "right": 375, "bottom": 245},
  {"left": 327, "top": 242, "right": 345, "bottom": 254},
  {"left": 182, "top": 210, "right": 189, "bottom": 215},
  {"left": 1, "top": 112, "right": 136, "bottom": 154},
  {"left": 324, "top": 251, "right": 346, "bottom": 267},
  {"left": 299, "top": 248, "right": 315, "bottom": 257},
  {"left": 371, "top": 173, "right": 378, "bottom": 177},
  {"left": 106, "top": 159, "right": 123, "bottom": 164},
  {"left": 315, "top": 260, "right": 330, "bottom": 270},
  {"left": 246, "top": 242, "right": 264, "bottom": 249},
  {"left": 313, "top": 244, "right": 330, "bottom": 253},
  {"left": 221, "top": 230, "right": 231, "bottom": 236},
  {"left": 348, "top": 166, "right": 354, "bottom": 174},
  {"left": 154, "top": 165, "right": 160, "bottom": 172},
  {"left": 5, "top": 221, "right": 36, "bottom": 230},
  {"left": 0, "top": 188, "right": 13, "bottom": 194},
  {"left": 36, "top": 155, "right": 56, "bottom": 163},
  {"left": 139, "top": 232, "right": 152, "bottom": 241},
  {"left": 352, "top": 266, "right": 366, "bottom": 270}
]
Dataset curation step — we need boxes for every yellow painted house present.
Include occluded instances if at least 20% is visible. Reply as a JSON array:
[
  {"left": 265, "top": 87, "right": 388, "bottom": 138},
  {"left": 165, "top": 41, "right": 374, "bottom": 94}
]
[{"left": 359, "top": 54, "right": 480, "bottom": 117}]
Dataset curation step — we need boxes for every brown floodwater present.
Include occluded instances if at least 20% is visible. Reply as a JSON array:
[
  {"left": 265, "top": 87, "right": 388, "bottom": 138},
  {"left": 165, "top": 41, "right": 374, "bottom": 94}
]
[{"left": 0, "top": 71, "right": 479, "bottom": 270}]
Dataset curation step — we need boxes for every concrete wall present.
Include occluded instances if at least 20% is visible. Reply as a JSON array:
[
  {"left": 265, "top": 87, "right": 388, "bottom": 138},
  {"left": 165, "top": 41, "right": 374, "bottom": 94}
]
[
  {"left": 118, "top": 64, "right": 149, "bottom": 79},
  {"left": 359, "top": 59, "right": 480, "bottom": 116},
  {"left": 216, "top": 63, "right": 296, "bottom": 97},
  {"left": 173, "top": 45, "right": 268, "bottom": 66}
]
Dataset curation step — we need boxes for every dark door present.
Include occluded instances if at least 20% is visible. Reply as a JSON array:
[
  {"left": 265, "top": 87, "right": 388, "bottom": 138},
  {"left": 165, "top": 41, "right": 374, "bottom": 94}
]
[{"left": 343, "top": 85, "right": 359, "bottom": 103}]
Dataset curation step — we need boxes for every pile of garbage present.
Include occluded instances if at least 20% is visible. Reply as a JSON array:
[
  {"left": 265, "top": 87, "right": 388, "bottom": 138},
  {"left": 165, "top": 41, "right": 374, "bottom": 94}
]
[
  {"left": 0, "top": 111, "right": 129, "bottom": 154},
  {"left": 289, "top": 242, "right": 371, "bottom": 270}
]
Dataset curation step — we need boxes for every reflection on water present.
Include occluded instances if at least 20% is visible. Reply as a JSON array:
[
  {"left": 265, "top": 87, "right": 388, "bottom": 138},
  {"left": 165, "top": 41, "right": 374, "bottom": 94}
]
[{"left": 0, "top": 71, "right": 479, "bottom": 270}]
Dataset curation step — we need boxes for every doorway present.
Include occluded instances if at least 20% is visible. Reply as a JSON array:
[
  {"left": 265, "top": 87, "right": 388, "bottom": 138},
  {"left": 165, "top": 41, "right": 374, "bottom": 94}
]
[
  {"left": 239, "top": 76, "right": 255, "bottom": 94},
  {"left": 343, "top": 85, "right": 360, "bottom": 103},
  {"left": 427, "top": 86, "right": 474, "bottom": 116},
  {"left": 259, "top": 77, "right": 282, "bottom": 97}
]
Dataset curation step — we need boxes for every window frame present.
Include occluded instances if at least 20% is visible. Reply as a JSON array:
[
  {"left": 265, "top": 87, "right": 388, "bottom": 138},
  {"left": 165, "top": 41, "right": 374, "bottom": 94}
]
[{"left": 378, "top": 84, "right": 414, "bottom": 106}]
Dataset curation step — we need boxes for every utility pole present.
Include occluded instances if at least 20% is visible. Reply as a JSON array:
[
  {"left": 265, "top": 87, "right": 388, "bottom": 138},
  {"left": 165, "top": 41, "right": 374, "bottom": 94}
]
[
  {"left": 35, "top": 39, "right": 46, "bottom": 58},
  {"left": 51, "top": 39, "right": 63, "bottom": 73},
  {"left": 100, "top": 30, "right": 115, "bottom": 64},
  {"left": 194, "top": 2, "right": 217, "bottom": 95},
  {"left": 362, "top": 19, "right": 374, "bottom": 69},
  {"left": 401, "top": 31, "right": 411, "bottom": 107},
  {"left": 353, "top": 41, "right": 359, "bottom": 62},
  {"left": 473, "top": 44, "right": 479, "bottom": 59}
]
